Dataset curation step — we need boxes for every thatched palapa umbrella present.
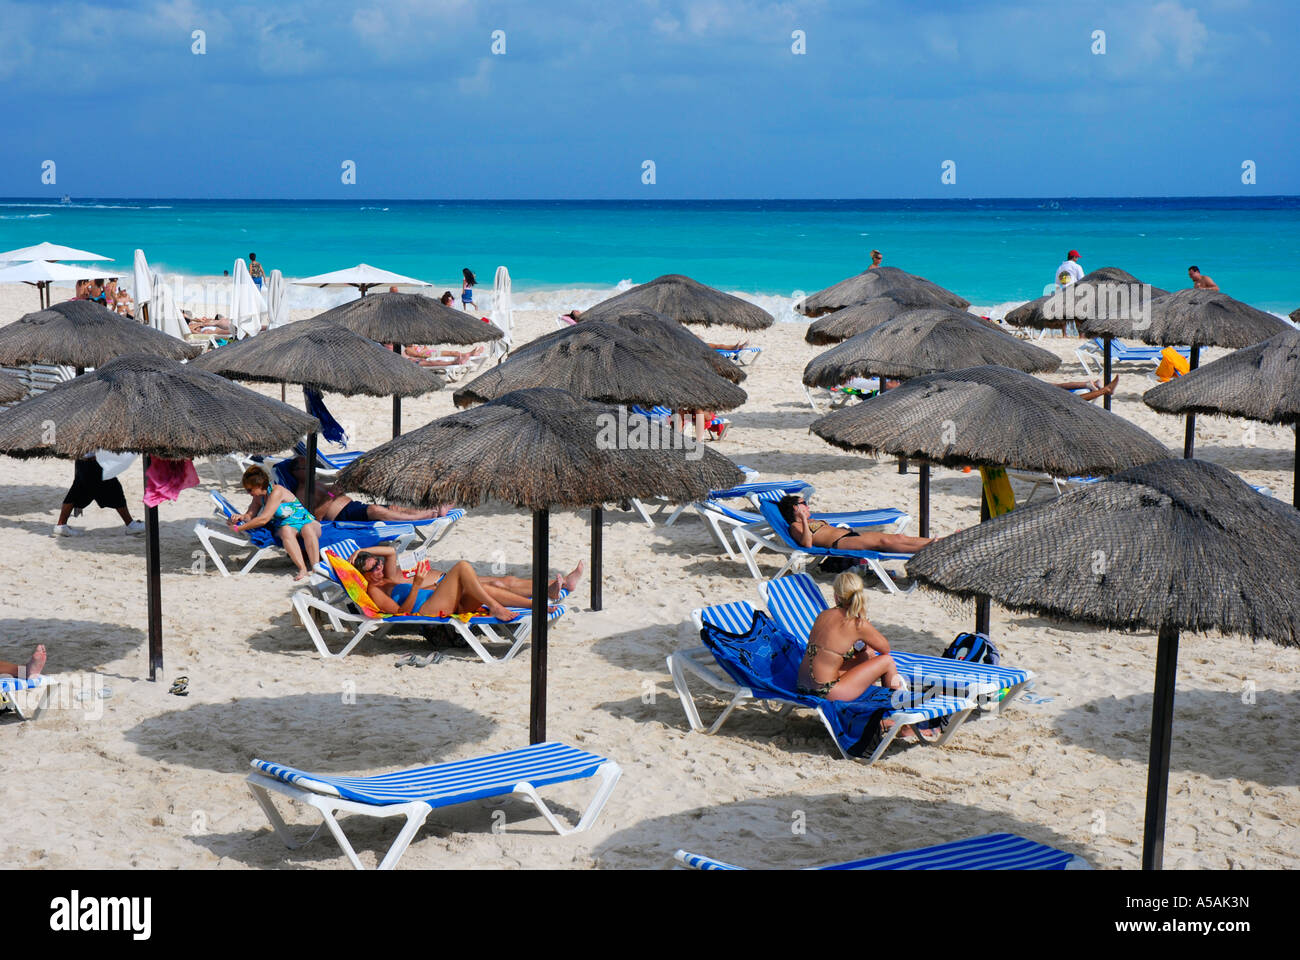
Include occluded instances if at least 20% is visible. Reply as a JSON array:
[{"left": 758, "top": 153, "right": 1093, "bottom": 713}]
[
  {"left": 906, "top": 458, "right": 1300, "bottom": 869},
  {"left": 0, "top": 355, "right": 318, "bottom": 679},
  {"left": 805, "top": 310, "right": 1059, "bottom": 503},
  {"left": 1004, "top": 268, "right": 1171, "bottom": 411},
  {"left": 0, "top": 371, "right": 27, "bottom": 404},
  {"left": 799, "top": 266, "right": 969, "bottom": 317},
  {"left": 336, "top": 388, "right": 743, "bottom": 743},
  {"left": 1144, "top": 329, "right": 1300, "bottom": 507},
  {"left": 812, "top": 365, "right": 1169, "bottom": 634},
  {"left": 191, "top": 320, "right": 441, "bottom": 510},
  {"left": 0, "top": 300, "right": 200, "bottom": 372},
  {"left": 453, "top": 322, "right": 747, "bottom": 610},
  {"left": 804, "top": 290, "right": 955, "bottom": 346},
  {"left": 312, "top": 291, "right": 505, "bottom": 436},
  {"left": 579, "top": 275, "right": 774, "bottom": 331},
  {"left": 577, "top": 308, "right": 745, "bottom": 384},
  {"left": 1085, "top": 288, "right": 1288, "bottom": 455}
]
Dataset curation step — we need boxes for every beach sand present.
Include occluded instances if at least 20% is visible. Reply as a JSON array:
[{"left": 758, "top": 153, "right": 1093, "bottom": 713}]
[{"left": 1, "top": 287, "right": 1297, "bottom": 870}]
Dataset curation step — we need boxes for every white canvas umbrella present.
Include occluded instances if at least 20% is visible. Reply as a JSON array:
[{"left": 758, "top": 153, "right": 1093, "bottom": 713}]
[
  {"left": 493, "top": 265, "right": 513, "bottom": 341},
  {"left": 150, "top": 272, "right": 188, "bottom": 340},
  {"left": 133, "top": 250, "right": 153, "bottom": 310},
  {"left": 292, "top": 262, "right": 430, "bottom": 296},
  {"left": 230, "top": 258, "right": 268, "bottom": 338},
  {"left": 0, "top": 241, "right": 112, "bottom": 264},
  {"left": 0, "top": 260, "right": 92, "bottom": 309},
  {"left": 266, "top": 269, "right": 289, "bottom": 329}
]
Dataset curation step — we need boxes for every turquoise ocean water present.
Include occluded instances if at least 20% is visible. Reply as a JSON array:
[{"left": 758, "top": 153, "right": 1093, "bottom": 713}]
[{"left": 1, "top": 197, "right": 1296, "bottom": 313}]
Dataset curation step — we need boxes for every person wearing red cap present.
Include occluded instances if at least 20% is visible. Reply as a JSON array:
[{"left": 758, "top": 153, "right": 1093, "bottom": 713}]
[{"left": 1055, "top": 249, "right": 1084, "bottom": 286}]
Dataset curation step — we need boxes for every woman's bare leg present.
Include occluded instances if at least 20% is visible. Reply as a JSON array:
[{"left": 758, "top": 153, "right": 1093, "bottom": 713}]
[
  {"left": 825, "top": 652, "right": 901, "bottom": 701},
  {"left": 278, "top": 527, "right": 309, "bottom": 579},
  {"left": 417, "top": 560, "right": 516, "bottom": 620},
  {"left": 0, "top": 645, "right": 45, "bottom": 678},
  {"left": 365, "top": 504, "right": 440, "bottom": 522},
  {"left": 839, "top": 531, "right": 936, "bottom": 553},
  {"left": 300, "top": 522, "right": 322, "bottom": 569}
]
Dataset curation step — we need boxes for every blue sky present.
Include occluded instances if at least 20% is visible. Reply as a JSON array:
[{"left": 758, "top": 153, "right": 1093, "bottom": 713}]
[{"left": 1, "top": 0, "right": 1295, "bottom": 198}]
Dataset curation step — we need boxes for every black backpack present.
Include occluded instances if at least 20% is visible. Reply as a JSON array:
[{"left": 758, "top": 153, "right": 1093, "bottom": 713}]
[{"left": 942, "top": 631, "right": 1000, "bottom": 666}]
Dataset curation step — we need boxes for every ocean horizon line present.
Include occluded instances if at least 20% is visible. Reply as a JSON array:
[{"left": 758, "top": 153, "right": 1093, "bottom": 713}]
[{"left": 2, "top": 194, "right": 1297, "bottom": 205}]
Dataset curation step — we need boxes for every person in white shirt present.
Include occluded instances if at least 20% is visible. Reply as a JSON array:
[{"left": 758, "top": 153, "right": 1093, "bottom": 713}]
[{"left": 1055, "top": 249, "right": 1084, "bottom": 286}]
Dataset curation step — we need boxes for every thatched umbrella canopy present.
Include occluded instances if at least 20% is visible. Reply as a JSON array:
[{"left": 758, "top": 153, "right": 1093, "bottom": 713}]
[
  {"left": 336, "top": 387, "right": 743, "bottom": 743},
  {"left": 802, "top": 310, "right": 1059, "bottom": 388},
  {"left": 0, "top": 300, "right": 200, "bottom": 371},
  {"left": 579, "top": 308, "right": 745, "bottom": 384},
  {"left": 310, "top": 291, "right": 504, "bottom": 435},
  {"left": 191, "top": 320, "right": 441, "bottom": 507},
  {"left": 1004, "top": 268, "right": 1172, "bottom": 411},
  {"left": 0, "top": 355, "right": 318, "bottom": 680},
  {"left": 813, "top": 364, "right": 1169, "bottom": 634},
  {"left": 1088, "top": 289, "right": 1290, "bottom": 457},
  {"left": 799, "top": 266, "right": 969, "bottom": 317},
  {"left": 0, "top": 371, "right": 26, "bottom": 404},
  {"left": 579, "top": 274, "right": 774, "bottom": 331},
  {"left": 906, "top": 458, "right": 1300, "bottom": 869},
  {"left": 804, "top": 291, "right": 955, "bottom": 345},
  {"left": 1144, "top": 329, "right": 1300, "bottom": 507},
  {"left": 452, "top": 322, "right": 747, "bottom": 412}
]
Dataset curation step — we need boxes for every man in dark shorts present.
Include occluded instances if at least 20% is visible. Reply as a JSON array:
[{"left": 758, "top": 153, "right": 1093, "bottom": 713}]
[{"left": 54, "top": 454, "right": 144, "bottom": 536}]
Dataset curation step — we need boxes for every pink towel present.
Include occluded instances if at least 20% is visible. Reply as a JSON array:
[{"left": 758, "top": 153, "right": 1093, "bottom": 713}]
[{"left": 144, "top": 457, "right": 199, "bottom": 507}]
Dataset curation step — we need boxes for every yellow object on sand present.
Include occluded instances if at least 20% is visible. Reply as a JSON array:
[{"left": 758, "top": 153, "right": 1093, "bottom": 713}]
[
  {"left": 1154, "top": 347, "right": 1191, "bottom": 382},
  {"left": 979, "top": 466, "right": 1017, "bottom": 518}
]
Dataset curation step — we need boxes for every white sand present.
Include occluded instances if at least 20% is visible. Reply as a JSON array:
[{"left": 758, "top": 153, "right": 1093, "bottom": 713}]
[{"left": 1, "top": 286, "right": 1296, "bottom": 870}]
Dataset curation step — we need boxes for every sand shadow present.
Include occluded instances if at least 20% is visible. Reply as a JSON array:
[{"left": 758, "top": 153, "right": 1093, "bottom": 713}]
[
  {"left": 245, "top": 607, "right": 508, "bottom": 663},
  {"left": 0, "top": 482, "right": 78, "bottom": 515},
  {"left": 0, "top": 617, "right": 145, "bottom": 674},
  {"left": 1180, "top": 444, "right": 1295, "bottom": 473},
  {"left": 732, "top": 449, "right": 875, "bottom": 476},
  {"left": 591, "top": 791, "right": 1091, "bottom": 869},
  {"left": 1055, "top": 688, "right": 1300, "bottom": 787},
  {"left": 125, "top": 692, "right": 494, "bottom": 774},
  {"left": 728, "top": 410, "right": 819, "bottom": 431}
]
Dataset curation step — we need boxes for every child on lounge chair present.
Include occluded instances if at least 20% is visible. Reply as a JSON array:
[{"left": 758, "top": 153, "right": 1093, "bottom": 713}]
[{"left": 778, "top": 494, "right": 935, "bottom": 554}]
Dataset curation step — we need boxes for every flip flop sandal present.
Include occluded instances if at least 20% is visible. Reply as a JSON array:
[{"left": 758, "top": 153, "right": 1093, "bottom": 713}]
[
  {"left": 169, "top": 677, "right": 189, "bottom": 697},
  {"left": 395, "top": 653, "right": 442, "bottom": 668}
]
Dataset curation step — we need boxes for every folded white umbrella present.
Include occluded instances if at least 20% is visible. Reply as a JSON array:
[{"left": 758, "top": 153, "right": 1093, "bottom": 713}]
[
  {"left": 493, "top": 265, "right": 513, "bottom": 340},
  {"left": 266, "top": 269, "right": 289, "bottom": 329},
  {"left": 150, "top": 272, "right": 188, "bottom": 340},
  {"left": 0, "top": 241, "right": 112, "bottom": 263},
  {"left": 292, "top": 262, "right": 430, "bottom": 295},
  {"left": 230, "top": 258, "right": 268, "bottom": 338},
  {"left": 133, "top": 250, "right": 153, "bottom": 307}
]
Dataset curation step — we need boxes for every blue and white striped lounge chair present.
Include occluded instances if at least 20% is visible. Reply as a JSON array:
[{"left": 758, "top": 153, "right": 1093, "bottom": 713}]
[
  {"left": 662, "top": 479, "right": 815, "bottom": 554},
  {"left": 735, "top": 499, "right": 914, "bottom": 591},
  {"left": 193, "top": 490, "right": 415, "bottom": 576},
  {"left": 668, "top": 604, "right": 974, "bottom": 764},
  {"left": 761, "top": 574, "right": 1036, "bottom": 710},
  {"left": 714, "top": 345, "right": 762, "bottom": 365},
  {"left": 247, "top": 741, "right": 622, "bottom": 870},
  {"left": 1076, "top": 338, "right": 1189, "bottom": 383},
  {"left": 673, "top": 833, "right": 1089, "bottom": 870},
  {"left": 0, "top": 675, "right": 61, "bottom": 723},
  {"left": 290, "top": 551, "right": 568, "bottom": 663}
]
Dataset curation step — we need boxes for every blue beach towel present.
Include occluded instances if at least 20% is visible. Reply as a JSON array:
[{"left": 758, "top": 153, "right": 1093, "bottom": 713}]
[
  {"left": 303, "top": 387, "right": 349, "bottom": 447},
  {"left": 699, "top": 610, "right": 907, "bottom": 759}
]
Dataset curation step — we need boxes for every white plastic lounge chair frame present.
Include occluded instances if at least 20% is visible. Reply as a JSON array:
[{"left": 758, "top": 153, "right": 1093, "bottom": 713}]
[
  {"left": 0, "top": 676, "right": 61, "bottom": 722},
  {"left": 668, "top": 604, "right": 974, "bottom": 766},
  {"left": 247, "top": 743, "right": 621, "bottom": 870},
  {"left": 290, "top": 589, "right": 563, "bottom": 664},
  {"left": 733, "top": 505, "right": 912, "bottom": 592}
]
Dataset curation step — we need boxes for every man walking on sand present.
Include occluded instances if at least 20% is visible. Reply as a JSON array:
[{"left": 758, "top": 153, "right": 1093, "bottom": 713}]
[
  {"left": 1055, "top": 249, "right": 1084, "bottom": 286},
  {"left": 1188, "top": 265, "right": 1219, "bottom": 291}
]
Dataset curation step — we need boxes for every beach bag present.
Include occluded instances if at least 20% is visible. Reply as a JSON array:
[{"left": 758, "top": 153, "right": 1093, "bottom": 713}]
[
  {"left": 942, "top": 631, "right": 1000, "bottom": 666},
  {"left": 817, "top": 555, "right": 857, "bottom": 574}
]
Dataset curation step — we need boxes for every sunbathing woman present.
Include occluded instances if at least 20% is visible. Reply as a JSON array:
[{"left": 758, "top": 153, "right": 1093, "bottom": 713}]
[
  {"left": 1056, "top": 375, "right": 1119, "bottom": 402},
  {"left": 778, "top": 494, "right": 936, "bottom": 554},
  {"left": 0, "top": 644, "right": 45, "bottom": 679},
  {"left": 350, "top": 546, "right": 582, "bottom": 619},
  {"left": 230, "top": 465, "right": 322, "bottom": 580}
]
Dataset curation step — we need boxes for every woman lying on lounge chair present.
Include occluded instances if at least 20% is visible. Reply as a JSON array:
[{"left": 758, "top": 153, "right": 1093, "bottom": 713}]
[
  {"left": 778, "top": 494, "right": 935, "bottom": 554},
  {"left": 349, "top": 545, "right": 582, "bottom": 620},
  {"left": 288, "top": 459, "right": 455, "bottom": 523},
  {"left": 230, "top": 465, "right": 322, "bottom": 580}
]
